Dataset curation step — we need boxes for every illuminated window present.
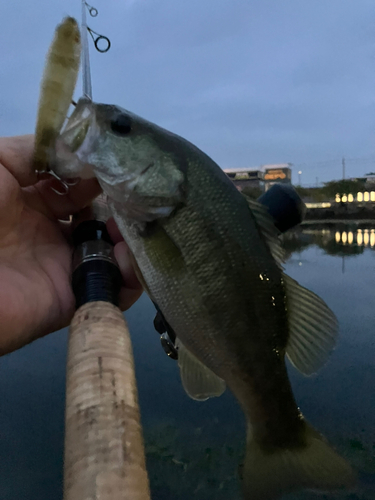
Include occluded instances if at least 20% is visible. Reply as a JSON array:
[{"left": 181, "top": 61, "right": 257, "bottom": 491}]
[
  {"left": 335, "top": 194, "right": 341, "bottom": 202},
  {"left": 364, "top": 192, "right": 370, "bottom": 202},
  {"left": 342, "top": 232, "right": 347, "bottom": 244},
  {"left": 306, "top": 202, "right": 332, "bottom": 208},
  {"left": 348, "top": 232, "right": 353, "bottom": 245},
  {"left": 342, "top": 195, "right": 348, "bottom": 203},
  {"left": 357, "top": 232, "right": 363, "bottom": 245},
  {"left": 335, "top": 232, "right": 340, "bottom": 243},
  {"left": 348, "top": 194, "right": 354, "bottom": 202},
  {"left": 371, "top": 192, "right": 375, "bottom": 202},
  {"left": 371, "top": 231, "right": 375, "bottom": 247},
  {"left": 357, "top": 192, "right": 363, "bottom": 202},
  {"left": 364, "top": 231, "right": 369, "bottom": 246}
]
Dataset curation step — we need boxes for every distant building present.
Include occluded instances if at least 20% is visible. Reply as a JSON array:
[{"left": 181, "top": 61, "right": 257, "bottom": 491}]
[
  {"left": 223, "top": 168, "right": 264, "bottom": 191},
  {"left": 263, "top": 164, "right": 292, "bottom": 191},
  {"left": 224, "top": 163, "right": 292, "bottom": 192}
]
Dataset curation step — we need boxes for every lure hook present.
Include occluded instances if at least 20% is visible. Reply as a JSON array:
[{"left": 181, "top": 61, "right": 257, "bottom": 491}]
[{"left": 36, "top": 170, "right": 71, "bottom": 195}]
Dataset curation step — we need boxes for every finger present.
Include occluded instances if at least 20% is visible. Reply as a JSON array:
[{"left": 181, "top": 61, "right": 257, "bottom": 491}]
[
  {"left": 58, "top": 219, "right": 74, "bottom": 241},
  {"left": 0, "top": 135, "right": 37, "bottom": 187},
  {"left": 35, "top": 176, "right": 102, "bottom": 219},
  {"left": 0, "top": 164, "right": 21, "bottom": 216},
  {"left": 114, "top": 241, "right": 143, "bottom": 290},
  {"left": 118, "top": 287, "right": 143, "bottom": 311},
  {"left": 115, "top": 241, "right": 143, "bottom": 310},
  {"left": 107, "top": 217, "right": 125, "bottom": 244}
]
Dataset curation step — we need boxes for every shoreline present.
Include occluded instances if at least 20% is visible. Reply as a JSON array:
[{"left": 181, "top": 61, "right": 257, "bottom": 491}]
[{"left": 298, "top": 219, "right": 375, "bottom": 231}]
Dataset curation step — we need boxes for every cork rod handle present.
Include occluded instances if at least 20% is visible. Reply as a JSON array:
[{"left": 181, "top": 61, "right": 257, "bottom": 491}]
[{"left": 63, "top": 301, "right": 151, "bottom": 500}]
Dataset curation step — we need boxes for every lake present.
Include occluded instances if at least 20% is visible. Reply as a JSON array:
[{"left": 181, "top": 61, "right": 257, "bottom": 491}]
[{"left": 0, "top": 226, "right": 374, "bottom": 499}]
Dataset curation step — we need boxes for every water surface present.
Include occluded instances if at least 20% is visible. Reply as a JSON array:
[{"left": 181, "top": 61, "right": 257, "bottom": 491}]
[{"left": 0, "top": 226, "right": 374, "bottom": 499}]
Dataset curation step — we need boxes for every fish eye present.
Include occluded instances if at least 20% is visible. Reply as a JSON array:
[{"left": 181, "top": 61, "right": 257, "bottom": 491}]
[{"left": 110, "top": 114, "right": 132, "bottom": 135}]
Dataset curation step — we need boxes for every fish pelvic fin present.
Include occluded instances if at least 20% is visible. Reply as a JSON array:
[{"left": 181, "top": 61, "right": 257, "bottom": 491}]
[
  {"left": 283, "top": 273, "right": 338, "bottom": 375},
  {"left": 242, "top": 422, "right": 356, "bottom": 500},
  {"left": 176, "top": 339, "right": 226, "bottom": 401}
]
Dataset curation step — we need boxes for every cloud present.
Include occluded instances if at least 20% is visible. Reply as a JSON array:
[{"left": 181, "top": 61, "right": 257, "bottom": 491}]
[{"left": 0, "top": 0, "right": 374, "bottom": 183}]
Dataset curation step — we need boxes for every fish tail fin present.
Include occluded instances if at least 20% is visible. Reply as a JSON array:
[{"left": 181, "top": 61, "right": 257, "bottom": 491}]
[{"left": 242, "top": 422, "right": 356, "bottom": 500}]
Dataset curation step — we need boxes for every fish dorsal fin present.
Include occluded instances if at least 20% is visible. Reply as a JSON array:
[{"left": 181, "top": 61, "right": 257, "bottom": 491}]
[
  {"left": 176, "top": 339, "right": 226, "bottom": 401},
  {"left": 283, "top": 273, "right": 338, "bottom": 375},
  {"left": 244, "top": 196, "right": 284, "bottom": 267}
]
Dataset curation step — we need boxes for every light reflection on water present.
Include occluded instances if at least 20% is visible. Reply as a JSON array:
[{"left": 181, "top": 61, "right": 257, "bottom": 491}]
[
  {"left": 0, "top": 226, "right": 374, "bottom": 499},
  {"left": 334, "top": 228, "right": 375, "bottom": 247}
]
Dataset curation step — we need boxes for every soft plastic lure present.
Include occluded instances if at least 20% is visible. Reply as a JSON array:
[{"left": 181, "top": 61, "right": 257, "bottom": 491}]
[{"left": 33, "top": 17, "right": 81, "bottom": 175}]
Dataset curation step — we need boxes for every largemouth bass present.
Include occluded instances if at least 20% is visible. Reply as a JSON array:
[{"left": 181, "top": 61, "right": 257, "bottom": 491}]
[{"left": 54, "top": 98, "right": 355, "bottom": 499}]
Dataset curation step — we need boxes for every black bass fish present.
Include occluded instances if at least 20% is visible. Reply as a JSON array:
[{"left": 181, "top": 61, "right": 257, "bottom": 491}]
[{"left": 54, "top": 98, "right": 355, "bottom": 499}]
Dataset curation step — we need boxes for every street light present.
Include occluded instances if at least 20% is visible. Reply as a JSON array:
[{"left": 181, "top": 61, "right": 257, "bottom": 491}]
[{"left": 298, "top": 170, "right": 302, "bottom": 186}]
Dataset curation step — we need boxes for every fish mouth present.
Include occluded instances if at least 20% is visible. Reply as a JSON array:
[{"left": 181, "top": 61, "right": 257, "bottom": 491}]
[
  {"left": 61, "top": 97, "right": 95, "bottom": 152},
  {"left": 53, "top": 98, "right": 98, "bottom": 179},
  {"left": 63, "top": 116, "right": 91, "bottom": 153}
]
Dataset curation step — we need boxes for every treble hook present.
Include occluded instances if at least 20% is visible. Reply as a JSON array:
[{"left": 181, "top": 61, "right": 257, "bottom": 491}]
[
  {"left": 36, "top": 170, "right": 80, "bottom": 195},
  {"left": 87, "top": 27, "right": 111, "bottom": 53},
  {"left": 36, "top": 170, "right": 69, "bottom": 195}
]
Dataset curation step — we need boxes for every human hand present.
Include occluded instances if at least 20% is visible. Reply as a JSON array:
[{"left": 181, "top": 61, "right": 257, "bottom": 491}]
[{"left": 0, "top": 135, "right": 143, "bottom": 356}]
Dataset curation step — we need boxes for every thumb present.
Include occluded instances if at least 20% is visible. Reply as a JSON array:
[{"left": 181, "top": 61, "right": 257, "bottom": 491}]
[{"left": 0, "top": 135, "right": 37, "bottom": 187}]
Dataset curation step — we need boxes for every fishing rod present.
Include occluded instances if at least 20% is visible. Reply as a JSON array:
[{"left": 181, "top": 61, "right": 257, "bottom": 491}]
[{"left": 62, "top": 4, "right": 150, "bottom": 499}]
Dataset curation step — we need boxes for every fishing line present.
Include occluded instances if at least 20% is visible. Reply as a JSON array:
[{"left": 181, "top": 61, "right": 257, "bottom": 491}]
[{"left": 70, "top": 2, "right": 118, "bottom": 301}]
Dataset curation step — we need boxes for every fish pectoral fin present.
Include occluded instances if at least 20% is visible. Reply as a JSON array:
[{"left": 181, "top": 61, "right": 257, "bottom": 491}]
[
  {"left": 244, "top": 197, "right": 284, "bottom": 267},
  {"left": 176, "top": 339, "right": 226, "bottom": 401},
  {"left": 283, "top": 273, "right": 338, "bottom": 375}
]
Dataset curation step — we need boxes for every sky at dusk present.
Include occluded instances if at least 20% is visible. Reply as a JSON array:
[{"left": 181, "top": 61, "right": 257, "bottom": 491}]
[{"left": 1, "top": 0, "right": 375, "bottom": 185}]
